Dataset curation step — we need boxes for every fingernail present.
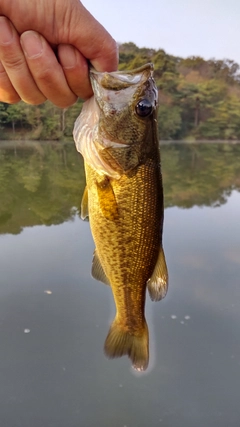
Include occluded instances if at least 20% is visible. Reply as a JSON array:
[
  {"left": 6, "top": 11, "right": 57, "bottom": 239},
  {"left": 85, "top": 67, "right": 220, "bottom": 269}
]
[
  {"left": 0, "top": 17, "right": 13, "bottom": 45},
  {"left": 21, "top": 31, "right": 43, "bottom": 58},
  {"left": 59, "top": 45, "right": 77, "bottom": 69}
]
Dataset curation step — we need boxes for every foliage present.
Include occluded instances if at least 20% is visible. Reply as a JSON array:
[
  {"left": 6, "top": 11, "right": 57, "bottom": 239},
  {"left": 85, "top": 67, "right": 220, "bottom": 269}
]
[
  {"left": 158, "top": 104, "right": 182, "bottom": 140},
  {"left": 1, "top": 42, "right": 240, "bottom": 140}
]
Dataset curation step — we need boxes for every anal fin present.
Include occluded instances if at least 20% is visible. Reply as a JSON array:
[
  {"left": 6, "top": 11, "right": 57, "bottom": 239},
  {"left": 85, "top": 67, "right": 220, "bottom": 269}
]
[
  {"left": 92, "top": 250, "right": 110, "bottom": 286},
  {"left": 147, "top": 247, "right": 168, "bottom": 301}
]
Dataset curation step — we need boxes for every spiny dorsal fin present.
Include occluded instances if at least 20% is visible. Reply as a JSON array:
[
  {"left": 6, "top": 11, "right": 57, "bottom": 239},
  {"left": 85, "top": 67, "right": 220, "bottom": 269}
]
[
  {"left": 81, "top": 186, "right": 89, "bottom": 220},
  {"left": 147, "top": 247, "right": 168, "bottom": 301},
  {"left": 92, "top": 250, "right": 110, "bottom": 286},
  {"left": 96, "top": 176, "right": 119, "bottom": 221}
]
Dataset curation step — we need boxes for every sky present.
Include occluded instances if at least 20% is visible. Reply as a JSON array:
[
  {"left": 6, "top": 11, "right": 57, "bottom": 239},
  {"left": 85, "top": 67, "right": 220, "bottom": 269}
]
[{"left": 83, "top": 0, "right": 240, "bottom": 64}]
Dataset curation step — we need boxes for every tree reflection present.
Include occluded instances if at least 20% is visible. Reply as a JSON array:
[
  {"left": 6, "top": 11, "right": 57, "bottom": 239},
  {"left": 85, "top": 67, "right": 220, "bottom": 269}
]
[
  {"left": 0, "top": 142, "right": 85, "bottom": 234},
  {"left": 0, "top": 142, "right": 239, "bottom": 235},
  {"left": 162, "top": 143, "right": 240, "bottom": 208}
]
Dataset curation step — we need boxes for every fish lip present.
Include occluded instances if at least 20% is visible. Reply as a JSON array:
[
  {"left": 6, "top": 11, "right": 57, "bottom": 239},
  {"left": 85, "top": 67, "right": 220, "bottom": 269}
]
[
  {"left": 90, "top": 62, "right": 154, "bottom": 77},
  {"left": 90, "top": 63, "right": 154, "bottom": 91}
]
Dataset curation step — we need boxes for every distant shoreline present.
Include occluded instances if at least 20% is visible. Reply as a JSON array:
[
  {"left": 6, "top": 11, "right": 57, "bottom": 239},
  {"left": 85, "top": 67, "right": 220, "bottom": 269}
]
[{"left": 1, "top": 139, "right": 240, "bottom": 150}]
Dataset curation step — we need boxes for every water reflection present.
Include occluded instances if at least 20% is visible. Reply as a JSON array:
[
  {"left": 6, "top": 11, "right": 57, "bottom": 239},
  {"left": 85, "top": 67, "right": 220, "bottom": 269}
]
[
  {"left": 0, "top": 141, "right": 85, "bottom": 234},
  {"left": 0, "top": 141, "right": 240, "bottom": 427},
  {"left": 1, "top": 141, "right": 240, "bottom": 234}
]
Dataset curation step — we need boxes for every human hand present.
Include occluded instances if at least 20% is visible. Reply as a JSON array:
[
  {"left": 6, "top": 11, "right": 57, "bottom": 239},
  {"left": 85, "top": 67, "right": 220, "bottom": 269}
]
[{"left": 0, "top": 0, "right": 118, "bottom": 107}]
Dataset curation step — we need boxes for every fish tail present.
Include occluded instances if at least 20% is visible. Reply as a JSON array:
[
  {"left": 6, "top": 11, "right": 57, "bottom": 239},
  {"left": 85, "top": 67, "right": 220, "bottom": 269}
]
[{"left": 104, "top": 318, "right": 149, "bottom": 371}]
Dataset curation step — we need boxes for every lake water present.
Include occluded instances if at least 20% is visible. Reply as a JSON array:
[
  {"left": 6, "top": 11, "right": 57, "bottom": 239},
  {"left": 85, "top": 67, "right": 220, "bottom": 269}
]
[{"left": 0, "top": 141, "right": 240, "bottom": 427}]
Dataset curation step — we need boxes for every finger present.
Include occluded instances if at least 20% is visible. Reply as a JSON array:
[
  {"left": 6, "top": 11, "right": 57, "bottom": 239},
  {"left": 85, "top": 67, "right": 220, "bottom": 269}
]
[
  {"left": 0, "top": 61, "right": 20, "bottom": 103},
  {"left": 89, "top": 33, "right": 119, "bottom": 73},
  {"left": 58, "top": 44, "right": 92, "bottom": 99},
  {"left": 20, "top": 31, "right": 78, "bottom": 108},
  {"left": 67, "top": 3, "right": 119, "bottom": 72},
  {"left": 0, "top": 16, "right": 46, "bottom": 105},
  {"left": 0, "top": 2, "right": 118, "bottom": 75}
]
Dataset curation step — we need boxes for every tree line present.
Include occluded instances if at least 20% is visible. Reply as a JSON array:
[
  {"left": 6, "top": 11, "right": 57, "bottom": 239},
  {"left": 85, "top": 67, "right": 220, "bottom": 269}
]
[{"left": 1, "top": 42, "right": 240, "bottom": 141}]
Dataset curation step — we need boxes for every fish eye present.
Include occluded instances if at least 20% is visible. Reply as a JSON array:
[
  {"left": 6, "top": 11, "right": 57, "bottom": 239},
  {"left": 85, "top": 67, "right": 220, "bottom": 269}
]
[{"left": 135, "top": 99, "right": 153, "bottom": 117}]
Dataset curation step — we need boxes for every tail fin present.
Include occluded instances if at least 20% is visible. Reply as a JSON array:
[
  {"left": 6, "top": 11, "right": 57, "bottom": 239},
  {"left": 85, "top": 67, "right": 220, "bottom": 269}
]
[{"left": 104, "top": 318, "right": 149, "bottom": 371}]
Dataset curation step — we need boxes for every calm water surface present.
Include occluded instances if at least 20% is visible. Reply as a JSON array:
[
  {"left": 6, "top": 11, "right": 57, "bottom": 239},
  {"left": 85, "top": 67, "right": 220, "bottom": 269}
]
[{"left": 0, "top": 141, "right": 240, "bottom": 427}]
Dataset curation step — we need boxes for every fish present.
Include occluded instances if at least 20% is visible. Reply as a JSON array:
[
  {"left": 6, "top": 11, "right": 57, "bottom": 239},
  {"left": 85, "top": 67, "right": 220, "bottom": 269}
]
[{"left": 73, "top": 63, "right": 168, "bottom": 371}]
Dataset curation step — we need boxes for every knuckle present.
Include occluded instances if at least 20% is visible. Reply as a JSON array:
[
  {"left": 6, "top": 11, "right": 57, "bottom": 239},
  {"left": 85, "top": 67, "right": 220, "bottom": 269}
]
[{"left": 3, "top": 55, "right": 25, "bottom": 71}]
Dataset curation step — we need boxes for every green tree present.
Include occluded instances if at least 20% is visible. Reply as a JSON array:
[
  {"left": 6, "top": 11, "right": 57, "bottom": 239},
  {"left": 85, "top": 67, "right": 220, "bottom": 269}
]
[
  {"left": 158, "top": 104, "right": 182, "bottom": 140},
  {"left": 1, "top": 43, "right": 240, "bottom": 141}
]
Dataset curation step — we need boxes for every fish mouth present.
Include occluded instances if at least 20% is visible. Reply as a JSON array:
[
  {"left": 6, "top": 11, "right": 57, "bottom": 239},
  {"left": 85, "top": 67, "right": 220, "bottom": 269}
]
[{"left": 90, "top": 63, "right": 154, "bottom": 91}]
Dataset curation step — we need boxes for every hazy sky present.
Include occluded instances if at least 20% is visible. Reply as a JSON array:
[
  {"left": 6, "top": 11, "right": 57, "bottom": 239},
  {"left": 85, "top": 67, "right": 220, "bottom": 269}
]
[{"left": 83, "top": 0, "right": 240, "bottom": 63}]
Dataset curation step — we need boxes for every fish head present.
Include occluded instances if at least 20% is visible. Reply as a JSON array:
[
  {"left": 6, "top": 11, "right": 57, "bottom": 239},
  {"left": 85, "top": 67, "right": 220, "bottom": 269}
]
[
  {"left": 90, "top": 63, "right": 158, "bottom": 147},
  {"left": 73, "top": 63, "right": 158, "bottom": 177}
]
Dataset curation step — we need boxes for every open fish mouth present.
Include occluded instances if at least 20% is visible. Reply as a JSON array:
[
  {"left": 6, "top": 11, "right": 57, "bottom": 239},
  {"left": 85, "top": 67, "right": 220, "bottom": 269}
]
[
  {"left": 90, "top": 63, "right": 154, "bottom": 91},
  {"left": 89, "top": 63, "right": 157, "bottom": 106}
]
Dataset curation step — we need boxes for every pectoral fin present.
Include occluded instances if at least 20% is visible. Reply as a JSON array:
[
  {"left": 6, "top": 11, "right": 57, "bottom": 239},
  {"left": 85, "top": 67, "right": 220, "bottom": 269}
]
[
  {"left": 81, "top": 186, "right": 89, "bottom": 220},
  {"left": 92, "top": 250, "right": 110, "bottom": 286},
  {"left": 96, "top": 177, "right": 119, "bottom": 221},
  {"left": 147, "top": 247, "right": 168, "bottom": 301}
]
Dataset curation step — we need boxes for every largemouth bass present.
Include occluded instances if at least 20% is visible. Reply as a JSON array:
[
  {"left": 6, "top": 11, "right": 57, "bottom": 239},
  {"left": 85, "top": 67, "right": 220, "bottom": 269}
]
[{"left": 73, "top": 63, "right": 168, "bottom": 371}]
